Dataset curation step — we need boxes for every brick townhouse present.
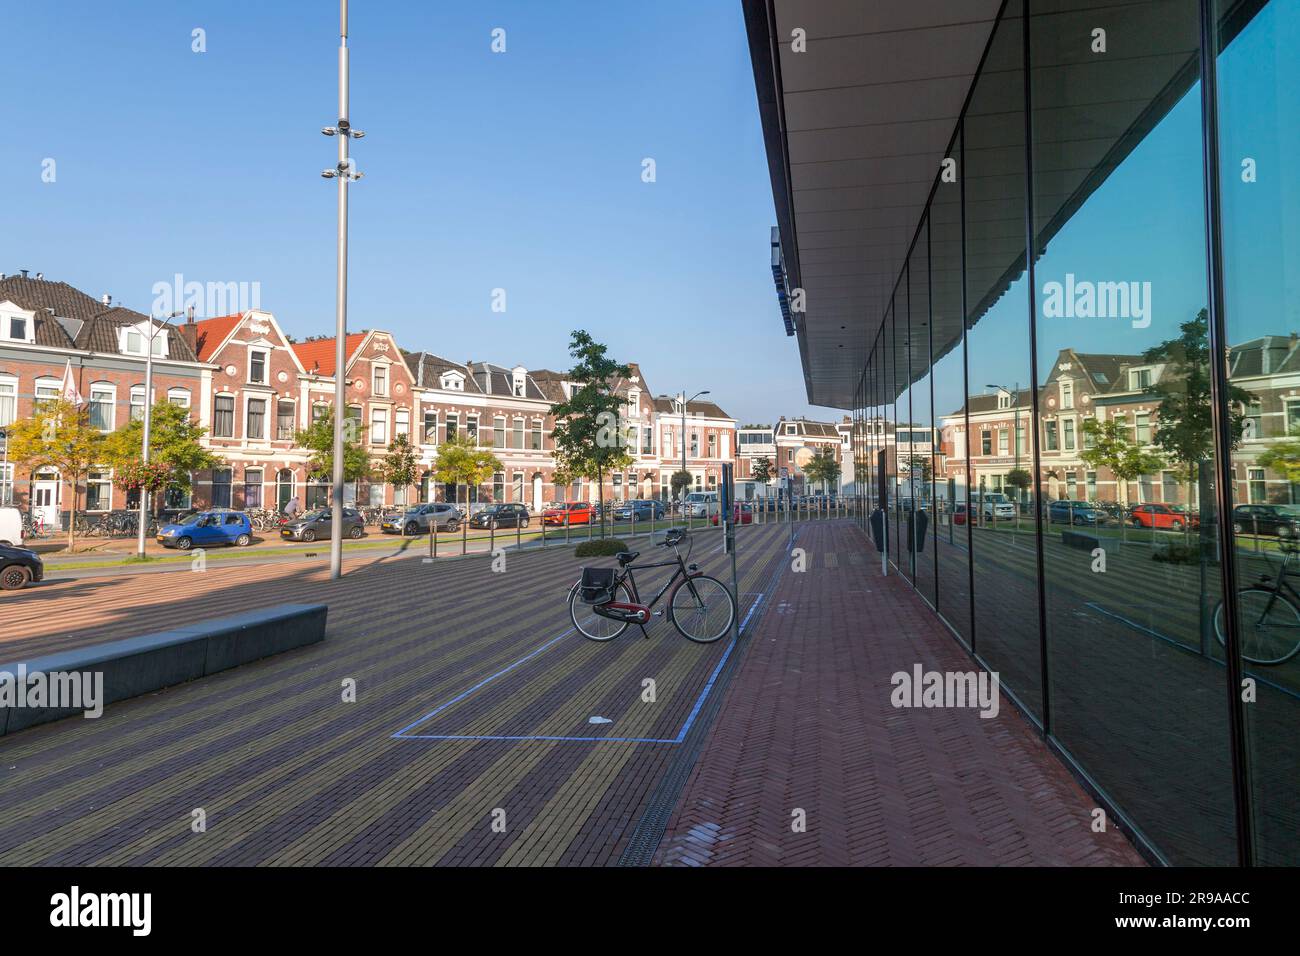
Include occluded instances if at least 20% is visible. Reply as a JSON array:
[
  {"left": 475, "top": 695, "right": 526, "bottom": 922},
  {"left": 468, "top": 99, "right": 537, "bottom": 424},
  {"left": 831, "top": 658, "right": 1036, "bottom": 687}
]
[
  {"left": 652, "top": 395, "right": 737, "bottom": 498},
  {"left": 1, "top": 273, "right": 766, "bottom": 522},
  {"left": 179, "top": 309, "right": 311, "bottom": 512},
  {"left": 0, "top": 274, "right": 208, "bottom": 525},
  {"left": 772, "top": 416, "right": 847, "bottom": 496},
  {"left": 933, "top": 340, "right": 1300, "bottom": 510}
]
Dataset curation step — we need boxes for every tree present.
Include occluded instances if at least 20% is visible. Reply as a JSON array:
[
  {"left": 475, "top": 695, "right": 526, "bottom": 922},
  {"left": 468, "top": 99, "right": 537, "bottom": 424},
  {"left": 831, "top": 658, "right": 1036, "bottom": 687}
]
[
  {"left": 378, "top": 433, "right": 420, "bottom": 506},
  {"left": 1258, "top": 426, "right": 1300, "bottom": 483},
  {"left": 103, "top": 400, "right": 220, "bottom": 515},
  {"left": 549, "top": 330, "right": 635, "bottom": 536},
  {"left": 432, "top": 434, "right": 500, "bottom": 509},
  {"left": 295, "top": 409, "right": 371, "bottom": 503},
  {"left": 670, "top": 469, "right": 693, "bottom": 500},
  {"left": 5, "top": 398, "right": 104, "bottom": 552},
  {"left": 899, "top": 453, "right": 932, "bottom": 483},
  {"left": 1006, "top": 467, "right": 1032, "bottom": 499},
  {"left": 1142, "top": 309, "right": 1253, "bottom": 514},
  {"left": 1080, "top": 417, "right": 1165, "bottom": 541},
  {"left": 751, "top": 456, "right": 773, "bottom": 492},
  {"left": 802, "top": 447, "right": 840, "bottom": 494}
]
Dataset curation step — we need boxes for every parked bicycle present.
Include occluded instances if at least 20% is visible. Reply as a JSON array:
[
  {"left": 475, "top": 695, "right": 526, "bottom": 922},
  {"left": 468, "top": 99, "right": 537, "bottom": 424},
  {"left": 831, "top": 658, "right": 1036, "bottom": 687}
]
[
  {"left": 21, "top": 510, "right": 53, "bottom": 539},
  {"left": 1212, "top": 544, "right": 1300, "bottom": 665},
  {"left": 568, "top": 527, "right": 736, "bottom": 644}
]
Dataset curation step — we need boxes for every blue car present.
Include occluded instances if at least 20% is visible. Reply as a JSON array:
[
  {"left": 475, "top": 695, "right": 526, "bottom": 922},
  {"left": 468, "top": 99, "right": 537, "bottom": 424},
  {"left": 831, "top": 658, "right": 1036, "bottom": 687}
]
[{"left": 156, "top": 510, "right": 254, "bottom": 550}]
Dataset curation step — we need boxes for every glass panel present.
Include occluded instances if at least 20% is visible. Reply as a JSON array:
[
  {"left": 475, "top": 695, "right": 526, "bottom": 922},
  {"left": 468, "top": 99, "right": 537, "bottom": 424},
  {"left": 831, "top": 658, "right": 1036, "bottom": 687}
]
[
  {"left": 910, "top": 220, "right": 936, "bottom": 604},
  {"left": 932, "top": 131, "right": 972, "bottom": 644},
  {"left": 963, "top": 0, "right": 1042, "bottom": 714},
  {"left": 1214, "top": 0, "right": 1300, "bottom": 865},
  {"left": 1031, "top": 0, "right": 1233, "bottom": 863}
]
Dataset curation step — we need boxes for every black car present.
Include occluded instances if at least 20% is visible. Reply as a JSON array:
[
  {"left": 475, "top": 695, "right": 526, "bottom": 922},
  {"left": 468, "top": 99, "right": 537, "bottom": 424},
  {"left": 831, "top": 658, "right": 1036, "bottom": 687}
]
[
  {"left": 0, "top": 544, "right": 44, "bottom": 591},
  {"left": 1232, "top": 504, "right": 1300, "bottom": 537},
  {"left": 469, "top": 503, "right": 531, "bottom": 530}
]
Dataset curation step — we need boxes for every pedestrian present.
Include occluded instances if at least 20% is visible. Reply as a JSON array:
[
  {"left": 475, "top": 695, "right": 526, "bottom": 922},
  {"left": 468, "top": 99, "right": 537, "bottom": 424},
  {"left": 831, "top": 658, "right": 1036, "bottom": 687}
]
[{"left": 284, "top": 495, "right": 300, "bottom": 520}]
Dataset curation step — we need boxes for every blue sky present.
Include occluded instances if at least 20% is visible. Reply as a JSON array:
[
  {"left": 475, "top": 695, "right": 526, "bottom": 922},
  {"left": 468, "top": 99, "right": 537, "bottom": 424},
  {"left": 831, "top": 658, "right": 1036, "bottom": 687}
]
[{"left": 0, "top": 0, "right": 806, "bottom": 425}]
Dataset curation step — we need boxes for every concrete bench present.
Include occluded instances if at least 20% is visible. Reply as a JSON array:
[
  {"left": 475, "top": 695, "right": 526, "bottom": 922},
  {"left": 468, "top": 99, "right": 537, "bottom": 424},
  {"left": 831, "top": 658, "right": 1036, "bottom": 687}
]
[
  {"left": 0, "top": 603, "right": 327, "bottom": 736},
  {"left": 1061, "top": 530, "right": 1100, "bottom": 552}
]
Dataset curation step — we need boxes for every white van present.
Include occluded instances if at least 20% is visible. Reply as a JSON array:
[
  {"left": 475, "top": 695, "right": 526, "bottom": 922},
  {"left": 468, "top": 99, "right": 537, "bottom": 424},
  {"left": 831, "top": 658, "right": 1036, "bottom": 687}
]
[
  {"left": 683, "top": 491, "right": 720, "bottom": 518},
  {"left": 0, "top": 507, "right": 23, "bottom": 546}
]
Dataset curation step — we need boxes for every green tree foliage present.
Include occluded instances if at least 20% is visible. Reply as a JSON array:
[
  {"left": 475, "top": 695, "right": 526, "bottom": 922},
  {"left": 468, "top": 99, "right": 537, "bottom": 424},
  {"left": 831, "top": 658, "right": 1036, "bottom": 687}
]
[
  {"left": 549, "top": 330, "right": 635, "bottom": 535},
  {"left": 379, "top": 433, "right": 420, "bottom": 505},
  {"left": 670, "top": 469, "right": 693, "bottom": 499},
  {"left": 103, "top": 400, "right": 220, "bottom": 513},
  {"left": 802, "top": 447, "right": 840, "bottom": 493},
  {"left": 1258, "top": 426, "right": 1300, "bottom": 483},
  {"left": 295, "top": 409, "right": 372, "bottom": 485},
  {"left": 5, "top": 398, "right": 103, "bottom": 551},
  {"left": 750, "top": 456, "right": 773, "bottom": 487},
  {"left": 432, "top": 434, "right": 501, "bottom": 508}
]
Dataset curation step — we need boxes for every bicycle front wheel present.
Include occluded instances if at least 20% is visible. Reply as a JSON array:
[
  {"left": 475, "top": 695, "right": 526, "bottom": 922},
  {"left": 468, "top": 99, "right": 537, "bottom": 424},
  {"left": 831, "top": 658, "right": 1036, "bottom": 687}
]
[
  {"left": 1214, "top": 586, "right": 1300, "bottom": 665},
  {"left": 569, "top": 581, "right": 632, "bottom": 642},
  {"left": 669, "top": 575, "right": 736, "bottom": 644}
]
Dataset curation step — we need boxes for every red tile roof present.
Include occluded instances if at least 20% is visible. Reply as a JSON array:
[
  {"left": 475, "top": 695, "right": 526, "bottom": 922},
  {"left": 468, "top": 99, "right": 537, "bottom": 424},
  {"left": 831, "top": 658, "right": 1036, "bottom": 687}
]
[
  {"left": 292, "top": 333, "right": 367, "bottom": 377},
  {"left": 190, "top": 313, "right": 244, "bottom": 362}
]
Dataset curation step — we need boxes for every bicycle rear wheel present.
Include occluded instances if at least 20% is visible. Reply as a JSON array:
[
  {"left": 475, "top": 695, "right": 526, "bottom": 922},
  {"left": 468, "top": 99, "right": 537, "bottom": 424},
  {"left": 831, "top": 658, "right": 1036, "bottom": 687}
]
[
  {"left": 1214, "top": 586, "right": 1300, "bottom": 665},
  {"left": 669, "top": 574, "right": 735, "bottom": 644},
  {"left": 569, "top": 581, "right": 632, "bottom": 642}
]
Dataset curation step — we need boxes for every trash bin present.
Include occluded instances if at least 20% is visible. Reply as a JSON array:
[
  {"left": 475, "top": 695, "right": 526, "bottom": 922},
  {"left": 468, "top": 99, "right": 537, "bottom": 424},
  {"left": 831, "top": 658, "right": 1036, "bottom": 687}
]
[{"left": 869, "top": 507, "right": 887, "bottom": 553}]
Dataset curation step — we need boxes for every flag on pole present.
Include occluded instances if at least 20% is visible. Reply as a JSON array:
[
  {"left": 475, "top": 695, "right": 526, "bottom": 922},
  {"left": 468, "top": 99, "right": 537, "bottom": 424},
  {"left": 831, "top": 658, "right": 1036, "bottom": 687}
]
[{"left": 59, "top": 358, "right": 84, "bottom": 407}]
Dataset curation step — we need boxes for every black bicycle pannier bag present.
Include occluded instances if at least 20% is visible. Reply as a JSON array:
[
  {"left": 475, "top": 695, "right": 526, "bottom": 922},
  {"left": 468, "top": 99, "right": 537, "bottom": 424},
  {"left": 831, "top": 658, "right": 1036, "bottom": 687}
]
[{"left": 578, "top": 567, "right": 617, "bottom": 604}]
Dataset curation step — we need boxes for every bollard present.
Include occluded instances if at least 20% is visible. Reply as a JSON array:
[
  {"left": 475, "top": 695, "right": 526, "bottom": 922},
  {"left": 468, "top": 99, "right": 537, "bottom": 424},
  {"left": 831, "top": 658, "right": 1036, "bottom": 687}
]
[{"left": 462, "top": 511, "right": 467, "bottom": 555}]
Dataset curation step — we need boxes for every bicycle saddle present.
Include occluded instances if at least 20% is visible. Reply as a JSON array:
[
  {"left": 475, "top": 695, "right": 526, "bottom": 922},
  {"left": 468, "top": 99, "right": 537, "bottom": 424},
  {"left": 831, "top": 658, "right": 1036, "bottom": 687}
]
[{"left": 617, "top": 551, "right": 639, "bottom": 565}]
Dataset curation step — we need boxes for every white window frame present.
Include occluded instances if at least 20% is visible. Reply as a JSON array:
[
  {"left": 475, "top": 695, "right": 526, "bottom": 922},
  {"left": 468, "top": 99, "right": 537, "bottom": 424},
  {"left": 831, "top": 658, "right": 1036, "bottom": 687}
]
[
  {"left": 88, "top": 382, "right": 116, "bottom": 431},
  {"left": 167, "top": 387, "right": 191, "bottom": 408},
  {"left": 213, "top": 393, "right": 236, "bottom": 438},
  {"left": 370, "top": 407, "right": 388, "bottom": 445},
  {"left": 246, "top": 396, "right": 269, "bottom": 441},
  {"left": 372, "top": 363, "right": 389, "bottom": 398},
  {"left": 248, "top": 347, "right": 270, "bottom": 385},
  {"left": 0, "top": 374, "right": 17, "bottom": 427}
]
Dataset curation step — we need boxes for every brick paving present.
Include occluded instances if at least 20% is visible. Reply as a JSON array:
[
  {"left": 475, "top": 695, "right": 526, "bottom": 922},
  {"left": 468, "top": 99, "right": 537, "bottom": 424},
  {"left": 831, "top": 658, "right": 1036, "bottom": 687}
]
[
  {"left": 0, "top": 523, "right": 785, "bottom": 866},
  {"left": 654, "top": 521, "right": 1146, "bottom": 867}
]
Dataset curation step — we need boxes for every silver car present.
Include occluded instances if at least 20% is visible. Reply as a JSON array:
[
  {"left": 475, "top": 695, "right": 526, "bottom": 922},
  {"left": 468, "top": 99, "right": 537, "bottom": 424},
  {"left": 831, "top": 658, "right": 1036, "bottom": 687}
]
[{"left": 381, "top": 502, "right": 462, "bottom": 535}]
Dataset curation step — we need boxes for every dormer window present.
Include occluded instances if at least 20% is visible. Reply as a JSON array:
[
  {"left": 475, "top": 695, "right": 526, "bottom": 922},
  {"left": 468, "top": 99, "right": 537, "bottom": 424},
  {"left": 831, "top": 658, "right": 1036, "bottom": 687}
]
[
  {"left": 512, "top": 366, "right": 527, "bottom": 397},
  {"left": 440, "top": 370, "right": 465, "bottom": 391},
  {"left": 0, "top": 304, "right": 36, "bottom": 344},
  {"left": 122, "top": 324, "right": 166, "bottom": 357}
]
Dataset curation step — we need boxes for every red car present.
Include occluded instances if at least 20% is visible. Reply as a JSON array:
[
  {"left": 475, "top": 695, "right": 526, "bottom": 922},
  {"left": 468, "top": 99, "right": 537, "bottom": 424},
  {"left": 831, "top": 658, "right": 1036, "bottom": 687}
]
[
  {"left": 710, "top": 504, "right": 754, "bottom": 526},
  {"left": 1129, "top": 503, "right": 1199, "bottom": 531},
  {"left": 542, "top": 502, "right": 593, "bottom": 526}
]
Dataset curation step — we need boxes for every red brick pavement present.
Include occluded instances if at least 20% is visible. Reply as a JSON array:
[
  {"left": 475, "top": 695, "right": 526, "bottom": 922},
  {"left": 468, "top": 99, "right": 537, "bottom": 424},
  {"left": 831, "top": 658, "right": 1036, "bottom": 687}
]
[{"left": 654, "top": 521, "right": 1146, "bottom": 867}]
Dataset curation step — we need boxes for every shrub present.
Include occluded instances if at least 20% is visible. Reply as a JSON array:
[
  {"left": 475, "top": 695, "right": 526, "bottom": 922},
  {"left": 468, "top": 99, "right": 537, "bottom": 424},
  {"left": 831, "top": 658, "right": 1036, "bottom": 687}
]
[
  {"left": 1152, "top": 542, "right": 1198, "bottom": 564},
  {"left": 574, "top": 538, "right": 628, "bottom": 557}
]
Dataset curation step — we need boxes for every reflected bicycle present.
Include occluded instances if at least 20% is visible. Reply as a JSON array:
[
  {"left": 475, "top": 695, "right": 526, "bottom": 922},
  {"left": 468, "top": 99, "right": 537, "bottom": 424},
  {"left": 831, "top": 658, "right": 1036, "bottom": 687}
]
[
  {"left": 568, "top": 527, "right": 736, "bottom": 644},
  {"left": 1212, "top": 546, "right": 1300, "bottom": 665}
]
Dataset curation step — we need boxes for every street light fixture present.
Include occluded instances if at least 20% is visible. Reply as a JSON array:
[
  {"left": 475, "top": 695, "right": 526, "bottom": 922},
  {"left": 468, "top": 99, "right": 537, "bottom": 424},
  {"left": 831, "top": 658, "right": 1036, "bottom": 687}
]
[
  {"left": 659, "top": 390, "right": 709, "bottom": 506},
  {"left": 138, "top": 309, "right": 185, "bottom": 558},
  {"left": 322, "top": 0, "right": 366, "bottom": 581}
]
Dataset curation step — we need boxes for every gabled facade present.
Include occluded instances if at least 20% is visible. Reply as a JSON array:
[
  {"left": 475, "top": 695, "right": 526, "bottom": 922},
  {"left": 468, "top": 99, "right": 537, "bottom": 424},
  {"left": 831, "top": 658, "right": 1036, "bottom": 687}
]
[{"left": 181, "top": 309, "right": 308, "bottom": 511}]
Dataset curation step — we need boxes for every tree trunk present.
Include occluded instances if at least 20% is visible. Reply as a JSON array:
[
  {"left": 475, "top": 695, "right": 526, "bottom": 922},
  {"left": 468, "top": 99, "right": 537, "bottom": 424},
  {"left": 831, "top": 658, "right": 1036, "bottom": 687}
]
[
  {"left": 66, "top": 477, "right": 78, "bottom": 553},
  {"left": 597, "top": 464, "right": 605, "bottom": 538}
]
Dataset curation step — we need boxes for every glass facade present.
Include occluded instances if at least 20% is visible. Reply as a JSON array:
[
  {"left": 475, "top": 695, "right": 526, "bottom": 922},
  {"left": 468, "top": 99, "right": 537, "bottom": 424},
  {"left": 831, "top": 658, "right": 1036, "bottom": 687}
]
[{"left": 850, "top": 0, "right": 1297, "bottom": 866}]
